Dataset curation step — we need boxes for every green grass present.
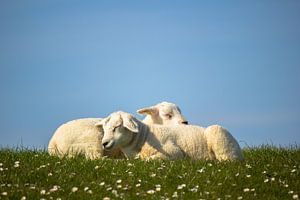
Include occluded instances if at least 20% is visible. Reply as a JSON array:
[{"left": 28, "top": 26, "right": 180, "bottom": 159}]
[{"left": 0, "top": 146, "right": 299, "bottom": 200}]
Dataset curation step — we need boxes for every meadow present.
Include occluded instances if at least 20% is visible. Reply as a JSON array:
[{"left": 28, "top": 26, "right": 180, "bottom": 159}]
[{"left": 0, "top": 146, "right": 299, "bottom": 200}]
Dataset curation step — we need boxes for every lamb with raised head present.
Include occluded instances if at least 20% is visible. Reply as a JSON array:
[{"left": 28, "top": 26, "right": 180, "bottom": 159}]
[
  {"left": 48, "top": 101, "right": 188, "bottom": 159},
  {"left": 137, "top": 101, "right": 188, "bottom": 125},
  {"left": 97, "top": 111, "right": 243, "bottom": 161}
]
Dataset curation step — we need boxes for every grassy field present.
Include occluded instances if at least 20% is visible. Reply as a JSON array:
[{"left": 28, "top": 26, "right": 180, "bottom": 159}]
[{"left": 0, "top": 146, "right": 299, "bottom": 200}]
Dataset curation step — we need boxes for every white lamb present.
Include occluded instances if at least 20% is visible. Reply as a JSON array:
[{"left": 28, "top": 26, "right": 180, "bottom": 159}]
[
  {"left": 137, "top": 101, "right": 188, "bottom": 125},
  {"left": 98, "top": 111, "right": 244, "bottom": 161},
  {"left": 48, "top": 118, "right": 123, "bottom": 159},
  {"left": 48, "top": 101, "right": 188, "bottom": 159}
]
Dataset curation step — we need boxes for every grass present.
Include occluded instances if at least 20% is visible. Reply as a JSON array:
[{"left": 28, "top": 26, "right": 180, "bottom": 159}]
[{"left": 0, "top": 146, "right": 299, "bottom": 200}]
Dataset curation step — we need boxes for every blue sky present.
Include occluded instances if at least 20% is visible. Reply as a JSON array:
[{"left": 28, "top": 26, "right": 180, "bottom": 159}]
[{"left": 0, "top": 1, "right": 299, "bottom": 149}]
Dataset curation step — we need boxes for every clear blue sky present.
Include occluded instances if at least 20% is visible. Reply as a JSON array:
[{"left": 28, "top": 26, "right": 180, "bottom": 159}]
[{"left": 0, "top": 1, "right": 299, "bottom": 149}]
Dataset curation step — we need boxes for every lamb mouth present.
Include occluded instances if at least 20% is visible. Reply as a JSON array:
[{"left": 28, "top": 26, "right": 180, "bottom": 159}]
[{"left": 103, "top": 140, "right": 115, "bottom": 150}]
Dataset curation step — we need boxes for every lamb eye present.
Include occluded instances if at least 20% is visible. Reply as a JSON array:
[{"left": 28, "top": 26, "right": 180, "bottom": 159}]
[
  {"left": 164, "top": 114, "right": 172, "bottom": 119},
  {"left": 112, "top": 126, "right": 118, "bottom": 132}
]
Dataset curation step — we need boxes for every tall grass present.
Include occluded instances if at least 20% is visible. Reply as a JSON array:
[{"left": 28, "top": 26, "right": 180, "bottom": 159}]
[{"left": 0, "top": 146, "right": 299, "bottom": 200}]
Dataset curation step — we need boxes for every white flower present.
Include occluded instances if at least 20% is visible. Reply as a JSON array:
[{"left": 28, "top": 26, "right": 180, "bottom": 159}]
[
  {"left": 0, "top": 163, "right": 3, "bottom": 166},
  {"left": 21, "top": 196, "right": 26, "bottom": 200},
  {"left": 172, "top": 191, "right": 178, "bottom": 198},
  {"left": 48, "top": 173, "right": 53, "bottom": 176},
  {"left": 289, "top": 191, "right": 294, "bottom": 194},
  {"left": 136, "top": 183, "right": 141, "bottom": 187},
  {"left": 264, "top": 179, "right": 269, "bottom": 183},
  {"left": 197, "top": 168, "right": 205, "bottom": 173},
  {"left": 84, "top": 187, "right": 89, "bottom": 192},
  {"left": 150, "top": 173, "right": 156, "bottom": 177},
  {"left": 94, "top": 166, "right": 99, "bottom": 170},
  {"left": 190, "top": 186, "right": 199, "bottom": 193},
  {"left": 155, "top": 185, "right": 161, "bottom": 192},
  {"left": 246, "top": 174, "right": 251, "bottom": 178},
  {"left": 246, "top": 164, "right": 252, "bottom": 168},
  {"left": 243, "top": 188, "right": 250, "bottom": 192},
  {"left": 291, "top": 169, "right": 296, "bottom": 173},
  {"left": 0, "top": 168, "right": 3, "bottom": 171},
  {"left": 111, "top": 190, "right": 118, "bottom": 197},
  {"left": 177, "top": 184, "right": 186, "bottom": 190},
  {"left": 1, "top": 192, "right": 8, "bottom": 196},
  {"left": 87, "top": 190, "right": 93, "bottom": 194},
  {"left": 235, "top": 173, "right": 239, "bottom": 176},
  {"left": 49, "top": 185, "right": 59, "bottom": 193},
  {"left": 116, "top": 179, "right": 122, "bottom": 184},
  {"left": 147, "top": 190, "right": 155, "bottom": 194},
  {"left": 71, "top": 187, "right": 78, "bottom": 192},
  {"left": 100, "top": 182, "right": 105, "bottom": 186},
  {"left": 103, "top": 197, "right": 111, "bottom": 200},
  {"left": 237, "top": 196, "right": 243, "bottom": 199},
  {"left": 271, "top": 177, "right": 275, "bottom": 181},
  {"left": 40, "top": 190, "right": 46, "bottom": 195},
  {"left": 293, "top": 194, "right": 299, "bottom": 199}
]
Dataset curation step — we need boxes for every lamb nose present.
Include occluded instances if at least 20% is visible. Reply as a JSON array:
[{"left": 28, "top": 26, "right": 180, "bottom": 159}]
[
  {"left": 102, "top": 142, "right": 109, "bottom": 148},
  {"left": 182, "top": 121, "right": 188, "bottom": 125}
]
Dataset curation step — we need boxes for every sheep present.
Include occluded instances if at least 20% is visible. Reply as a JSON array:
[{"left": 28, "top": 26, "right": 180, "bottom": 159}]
[
  {"left": 48, "top": 101, "right": 188, "bottom": 159},
  {"left": 48, "top": 118, "right": 123, "bottom": 159},
  {"left": 97, "top": 111, "right": 244, "bottom": 161}
]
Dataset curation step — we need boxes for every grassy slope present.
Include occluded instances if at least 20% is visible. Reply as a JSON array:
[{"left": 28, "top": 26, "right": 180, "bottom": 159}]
[{"left": 0, "top": 146, "right": 299, "bottom": 200}]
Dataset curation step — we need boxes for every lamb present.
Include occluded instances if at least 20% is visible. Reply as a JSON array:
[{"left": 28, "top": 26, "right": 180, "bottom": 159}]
[
  {"left": 137, "top": 101, "right": 188, "bottom": 125},
  {"left": 48, "top": 118, "right": 122, "bottom": 159},
  {"left": 98, "top": 111, "right": 244, "bottom": 161},
  {"left": 48, "top": 101, "right": 188, "bottom": 159}
]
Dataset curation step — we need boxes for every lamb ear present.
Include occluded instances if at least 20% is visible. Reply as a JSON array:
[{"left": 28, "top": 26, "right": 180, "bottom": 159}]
[
  {"left": 95, "top": 120, "right": 104, "bottom": 128},
  {"left": 95, "top": 117, "right": 109, "bottom": 128},
  {"left": 122, "top": 115, "right": 139, "bottom": 133},
  {"left": 137, "top": 106, "right": 158, "bottom": 116}
]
